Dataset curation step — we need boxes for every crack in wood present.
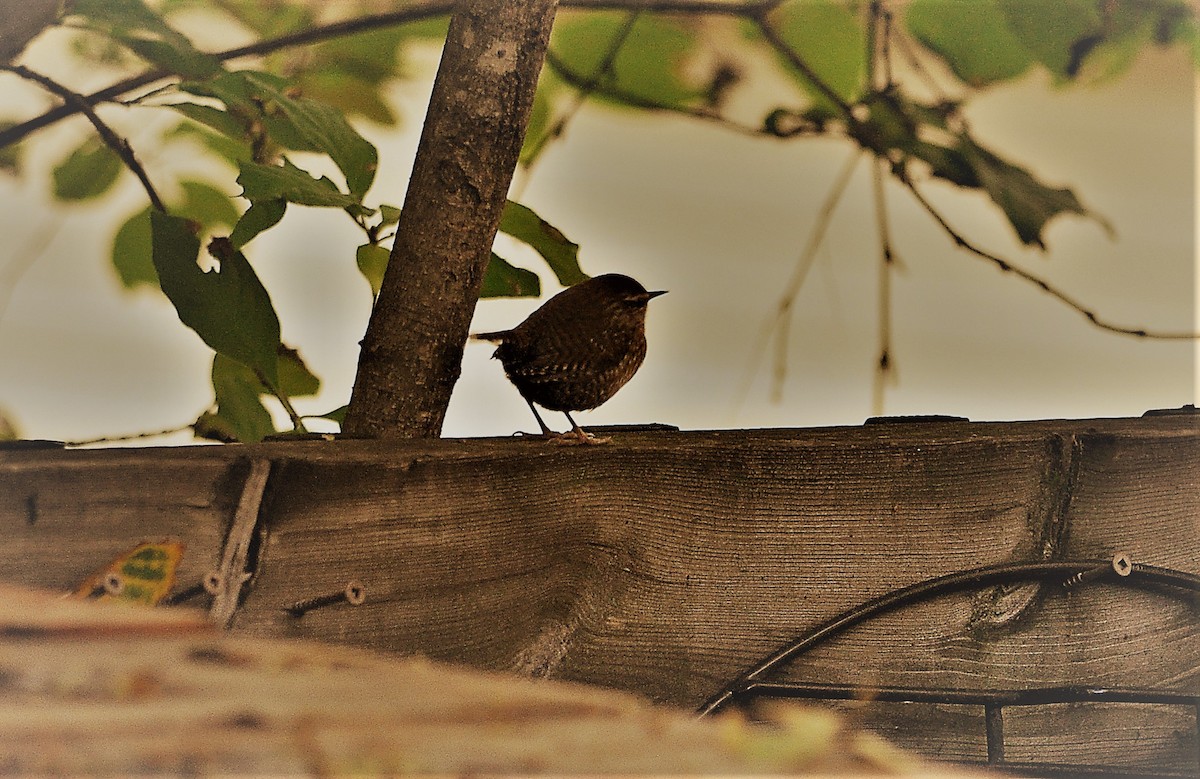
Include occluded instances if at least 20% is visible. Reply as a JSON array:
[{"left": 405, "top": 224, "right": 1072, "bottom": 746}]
[{"left": 970, "top": 434, "right": 1083, "bottom": 635}]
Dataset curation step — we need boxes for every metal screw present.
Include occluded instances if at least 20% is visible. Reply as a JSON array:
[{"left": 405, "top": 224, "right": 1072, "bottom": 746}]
[
  {"left": 284, "top": 581, "right": 366, "bottom": 617},
  {"left": 1063, "top": 552, "right": 1135, "bottom": 590}
]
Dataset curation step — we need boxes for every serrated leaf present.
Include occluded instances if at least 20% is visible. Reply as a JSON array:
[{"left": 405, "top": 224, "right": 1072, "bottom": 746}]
[
  {"left": 151, "top": 211, "right": 281, "bottom": 383},
  {"left": 238, "top": 158, "right": 371, "bottom": 214},
  {"left": 481, "top": 253, "right": 541, "bottom": 298},
  {"left": 240, "top": 71, "right": 378, "bottom": 197},
  {"left": 52, "top": 136, "right": 122, "bottom": 201},
  {"left": 767, "top": 0, "right": 866, "bottom": 108},
  {"left": 230, "top": 198, "right": 286, "bottom": 248},
  {"left": 958, "top": 138, "right": 1099, "bottom": 248},
  {"left": 905, "top": 0, "right": 1033, "bottom": 86},
  {"left": 498, "top": 201, "right": 587, "bottom": 286},
  {"left": 355, "top": 243, "right": 390, "bottom": 298}
]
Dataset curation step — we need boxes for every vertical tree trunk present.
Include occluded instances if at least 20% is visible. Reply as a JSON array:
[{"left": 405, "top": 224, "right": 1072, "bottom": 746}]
[{"left": 341, "top": 0, "right": 558, "bottom": 438}]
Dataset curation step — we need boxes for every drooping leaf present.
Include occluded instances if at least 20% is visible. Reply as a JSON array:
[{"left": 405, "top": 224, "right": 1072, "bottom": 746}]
[
  {"left": 905, "top": 0, "right": 1033, "bottom": 86},
  {"left": 167, "top": 102, "right": 247, "bottom": 142},
  {"left": 229, "top": 198, "right": 286, "bottom": 249},
  {"left": 957, "top": 138, "right": 1101, "bottom": 248},
  {"left": 355, "top": 243, "right": 390, "bottom": 298},
  {"left": 198, "top": 353, "right": 275, "bottom": 443},
  {"left": 165, "top": 120, "right": 252, "bottom": 166},
  {"left": 481, "top": 253, "right": 541, "bottom": 298},
  {"left": 766, "top": 0, "right": 866, "bottom": 111},
  {"left": 112, "top": 181, "right": 238, "bottom": 290},
  {"left": 150, "top": 211, "right": 281, "bottom": 383},
  {"left": 195, "top": 345, "right": 319, "bottom": 443},
  {"left": 498, "top": 201, "right": 588, "bottom": 286},
  {"left": 237, "top": 158, "right": 371, "bottom": 215},
  {"left": 52, "top": 136, "right": 122, "bottom": 201},
  {"left": 240, "top": 71, "right": 378, "bottom": 197}
]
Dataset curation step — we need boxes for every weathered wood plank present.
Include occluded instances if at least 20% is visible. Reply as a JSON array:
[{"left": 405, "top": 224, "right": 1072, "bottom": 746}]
[
  {"left": 0, "top": 584, "right": 934, "bottom": 776},
  {"left": 1, "top": 416, "right": 1197, "bottom": 774}
]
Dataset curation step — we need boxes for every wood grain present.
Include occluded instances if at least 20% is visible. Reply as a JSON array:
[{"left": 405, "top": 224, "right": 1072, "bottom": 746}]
[{"left": 1, "top": 416, "right": 1197, "bottom": 773}]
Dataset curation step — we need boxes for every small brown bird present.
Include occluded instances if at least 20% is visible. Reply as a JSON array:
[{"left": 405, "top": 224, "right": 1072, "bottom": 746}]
[{"left": 473, "top": 273, "right": 666, "bottom": 444}]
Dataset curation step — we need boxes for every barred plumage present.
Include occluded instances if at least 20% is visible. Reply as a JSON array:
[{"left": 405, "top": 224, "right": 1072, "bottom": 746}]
[{"left": 473, "top": 273, "right": 665, "bottom": 443}]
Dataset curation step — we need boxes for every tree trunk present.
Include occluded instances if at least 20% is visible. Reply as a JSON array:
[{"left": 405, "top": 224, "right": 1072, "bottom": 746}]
[{"left": 341, "top": 0, "right": 558, "bottom": 438}]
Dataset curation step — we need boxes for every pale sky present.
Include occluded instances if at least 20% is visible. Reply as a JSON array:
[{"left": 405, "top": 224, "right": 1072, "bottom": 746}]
[{"left": 0, "top": 27, "right": 1194, "bottom": 444}]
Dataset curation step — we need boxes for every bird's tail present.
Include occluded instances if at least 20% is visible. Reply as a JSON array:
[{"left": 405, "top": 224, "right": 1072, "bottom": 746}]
[{"left": 470, "top": 330, "right": 510, "bottom": 343}]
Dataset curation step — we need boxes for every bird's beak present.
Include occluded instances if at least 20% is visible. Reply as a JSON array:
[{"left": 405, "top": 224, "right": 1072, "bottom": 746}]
[{"left": 646, "top": 290, "right": 668, "bottom": 300}]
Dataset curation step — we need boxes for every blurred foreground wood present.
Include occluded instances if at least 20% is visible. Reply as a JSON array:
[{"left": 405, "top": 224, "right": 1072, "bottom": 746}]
[
  {"left": 1, "top": 415, "right": 1197, "bottom": 773},
  {"left": 0, "top": 584, "right": 948, "bottom": 775}
]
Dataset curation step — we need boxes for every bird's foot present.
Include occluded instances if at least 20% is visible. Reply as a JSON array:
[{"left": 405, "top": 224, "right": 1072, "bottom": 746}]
[{"left": 552, "top": 428, "right": 610, "bottom": 446}]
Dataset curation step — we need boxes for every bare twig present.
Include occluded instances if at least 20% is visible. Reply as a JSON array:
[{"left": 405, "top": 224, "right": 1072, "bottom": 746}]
[
  {"left": 735, "top": 149, "right": 864, "bottom": 411},
  {"left": 750, "top": 12, "right": 854, "bottom": 119},
  {"left": 544, "top": 49, "right": 782, "bottom": 139},
  {"left": 870, "top": 157, "right": 895, "bottom": 415},
  {"left": 4, "top": 65, "right": 167, "bottom": 212},
  {"left": 521, "top": 9, "right": 643, "bottom": 173},
  {"left": 898, "top": 172, "right": 1200, "bottom": 340}
]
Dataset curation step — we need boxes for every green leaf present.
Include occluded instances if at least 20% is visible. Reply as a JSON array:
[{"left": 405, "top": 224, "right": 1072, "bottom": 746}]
[
  {"left": 551, "top": 12, "right": 706, "bottom": 108},
  {"left": 111, "top": 182, "right": 238, "bottom": 290},
  {"left": 0, "top": 121, "right": 23, "bottom": 175},
  {"left": 314, "top": 404, "right": 348, "bottom": 426},
  {"left": 238, "top": 158, "right": 371, "bottom": 215},
  {"left": 52, "top": 136, "right": 122, "bottom": 201},
  {"left": 150, "top": 211, "right": 281, "bottom": 383},
  {"left": 905, "top": 0, "right": 1033, "bottom": 86},
  {"left": 165, "top": 120, "right": 252, "bottom": 165},
  {"left": 198, "top": 353, "right": 276, "bottom": 443},
  {"left": 996, "top": 0, "right": 1101, "bottom": 79},
  {"left": 277, "top": 345, "right": 320, "bottom": 397},
  {"left": 957, "top": 138, "right": 1100, "bottom": 248},
  {"left": 355, "top": 243, "right": 390, "bottom": 298},
  {"left": 498, "top": 202, "right": 588, "bottom": 286},
  {"left": 481, "top": 253, "right": 541, "bottom": 299},
  {"left": 70, "top": 0, "right": 221, "bottom": 79},
  {"left": 168, "top": 102, "right": 246, "bottom": 141},
  {"left": 240, "top": 71, "right": 378, "bottom": 197},
  {"left": 767, "top": 0, "right": 866, "bottom": 108},
  {"left": 378, "top": 204, "right": 401, "bottom": 228},
  {"left": 112, "top": 207, "right": 155, "bottom": 288},
  {"left": 230, "top": 198, "right": 286, "bottom": 249}
]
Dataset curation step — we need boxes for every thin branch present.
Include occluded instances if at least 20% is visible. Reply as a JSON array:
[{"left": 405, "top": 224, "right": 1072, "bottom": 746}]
[
  {"left": 522, "top": 9, "right": 643, "bottom": 172},
  {"left": 0, "top": 0, "right": 776, "bottom": 150},
  {"left": 735, "top": 148, "right": 863, "bottom": 410},
  {"left": 543, "top": 49, "right": 777, "bottom": 139},
  {"left": 4, "top": 65, "right": 167, "bottom": 212},
  {"left": 870, "top": 157, "right": 895, "bottom": 416},
  {"left": 898, "top": 172, "right": 1200, "bottom": 341},
  {"left": 750, "top": 12, "right": 854, "bottom": 119}
]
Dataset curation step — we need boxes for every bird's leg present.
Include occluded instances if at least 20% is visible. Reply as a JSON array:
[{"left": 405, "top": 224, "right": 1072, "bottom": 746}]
[
  {"left": 523, "top": 399, "right": 555, "bottom": 437},
  {"left": 554, "top": 411, "right": 610, "bottom": 445}
]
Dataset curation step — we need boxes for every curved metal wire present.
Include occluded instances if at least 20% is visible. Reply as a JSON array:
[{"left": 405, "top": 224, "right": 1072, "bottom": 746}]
[{"left": 698, "top": 558, "right": 1200, "bottom": 716}]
